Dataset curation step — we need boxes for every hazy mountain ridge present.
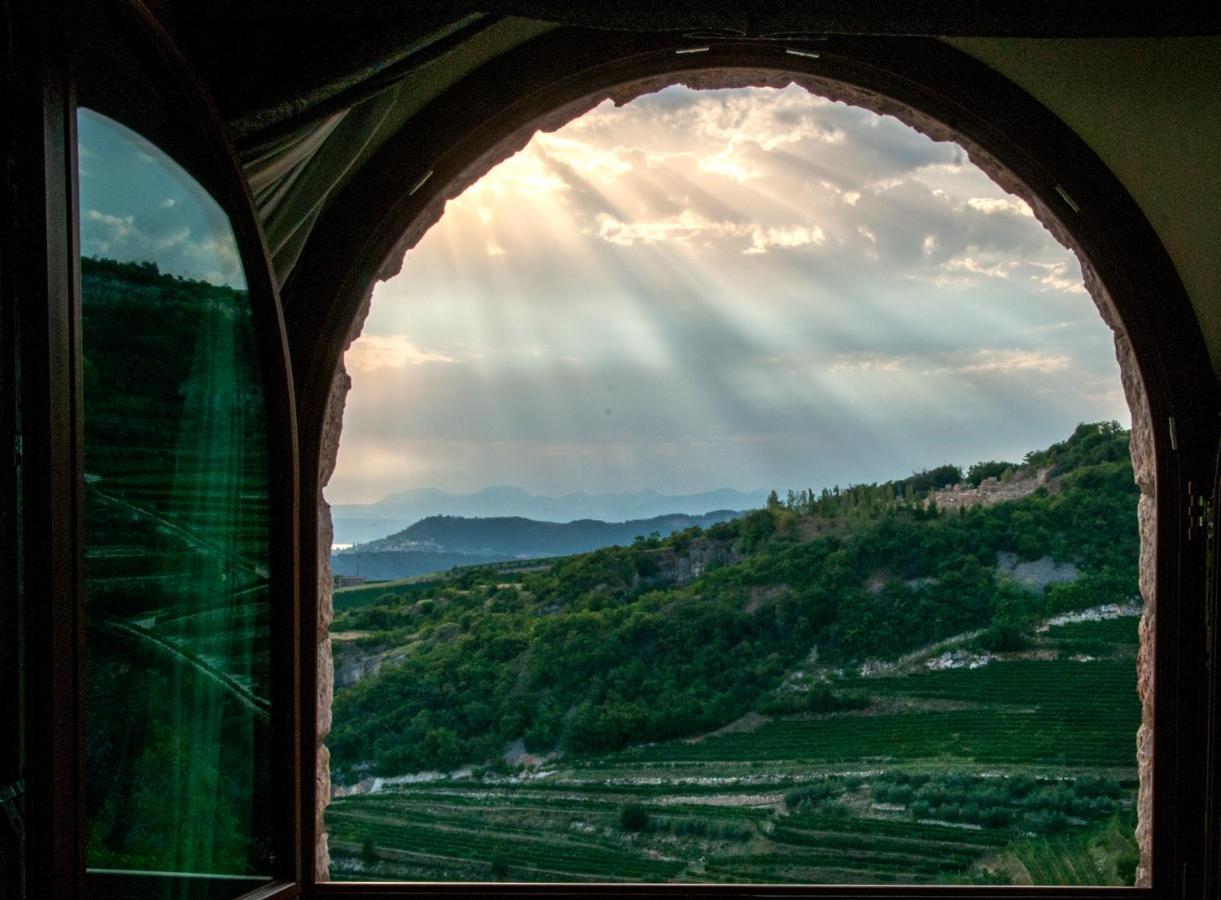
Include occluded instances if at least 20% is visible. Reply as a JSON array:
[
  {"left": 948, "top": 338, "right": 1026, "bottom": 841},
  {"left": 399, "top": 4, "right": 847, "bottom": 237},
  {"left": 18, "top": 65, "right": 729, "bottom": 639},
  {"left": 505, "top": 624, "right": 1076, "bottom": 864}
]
[
  {"left": 331, "top": 509, "right": 745, "bottom": 580},
  {"left": 330, "top": 486, "right": 768, "bottom": 546}
]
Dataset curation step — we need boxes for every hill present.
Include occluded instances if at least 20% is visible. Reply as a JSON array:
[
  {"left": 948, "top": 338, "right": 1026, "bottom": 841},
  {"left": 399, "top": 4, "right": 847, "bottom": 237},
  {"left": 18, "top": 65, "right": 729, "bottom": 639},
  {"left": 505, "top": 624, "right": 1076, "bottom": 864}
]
[
  {"left": 331, "top": 510, "right": 744, "bottom": 580},
  {"left": 326, "top": 422, "right": 1140, "bottom": 885},
  {"left": 328, "top": 421, "right": 1136, "bottom": 780},
  {"left": 330, "top": 486, "right": 768, "bottom": 546}
]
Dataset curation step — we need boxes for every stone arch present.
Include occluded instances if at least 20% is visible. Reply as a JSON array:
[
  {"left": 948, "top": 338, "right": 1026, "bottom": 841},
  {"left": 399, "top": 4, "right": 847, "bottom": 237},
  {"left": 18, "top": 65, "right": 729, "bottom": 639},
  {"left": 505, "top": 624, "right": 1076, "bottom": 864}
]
[{"left": 291, "top": 37, "right": 1205, "bottom": 883}]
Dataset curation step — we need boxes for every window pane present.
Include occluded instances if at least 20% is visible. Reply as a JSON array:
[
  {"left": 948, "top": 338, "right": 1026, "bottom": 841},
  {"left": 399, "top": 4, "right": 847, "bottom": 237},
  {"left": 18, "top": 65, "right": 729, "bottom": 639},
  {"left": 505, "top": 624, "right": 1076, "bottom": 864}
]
[{"left": 78, "top": 109, "right": 273, "bottom": 882}]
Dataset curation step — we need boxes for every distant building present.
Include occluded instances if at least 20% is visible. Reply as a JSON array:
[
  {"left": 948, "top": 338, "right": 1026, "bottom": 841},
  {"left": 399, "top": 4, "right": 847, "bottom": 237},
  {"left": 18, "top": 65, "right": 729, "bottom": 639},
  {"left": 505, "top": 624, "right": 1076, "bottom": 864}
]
[{"left": 925, "top": 468, "right": 1051, "bottom": 512}]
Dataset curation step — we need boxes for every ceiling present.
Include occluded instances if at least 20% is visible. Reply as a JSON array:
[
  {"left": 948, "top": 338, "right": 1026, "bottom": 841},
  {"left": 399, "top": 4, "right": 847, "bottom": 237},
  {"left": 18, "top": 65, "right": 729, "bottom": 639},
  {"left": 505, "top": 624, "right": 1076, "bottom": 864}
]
[{"left": 155, "top": 3, "right": 1221, "bottom": 375}]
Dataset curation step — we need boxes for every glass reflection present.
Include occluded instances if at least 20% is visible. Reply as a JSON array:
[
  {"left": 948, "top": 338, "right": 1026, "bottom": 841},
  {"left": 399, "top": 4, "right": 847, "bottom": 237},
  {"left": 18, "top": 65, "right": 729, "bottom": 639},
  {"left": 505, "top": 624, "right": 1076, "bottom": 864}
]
[{"left": 79, "top": 109, "right": 272, "bottom": 883}]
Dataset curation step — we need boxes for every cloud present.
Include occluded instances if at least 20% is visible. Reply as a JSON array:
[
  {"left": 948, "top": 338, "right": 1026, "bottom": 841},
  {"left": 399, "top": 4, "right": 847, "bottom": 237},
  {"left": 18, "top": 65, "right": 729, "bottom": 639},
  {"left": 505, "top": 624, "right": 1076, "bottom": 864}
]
[
  {"left": 345, "top": 334, "right": 458, "bottom": 372},
  {"left": 444, "top": 84, "right": 1062, "bottom": 290},
  {"left": 612, "top": 87, "right": 844, "bottom": 152},
  {"left": 744, "top": 224, "right": 826, "bottom": 255},
  {"left": 830, "top": 353, "right": 909, "bottom": 373},
  {"left": 83, "top": 209, "right": 137, "bottom": 246},
  {"left": 78, "top": 111, "right": 247, "bottom": 288},
  {"left": 925, "top": 349, "right": 1072, "bottom": 375},
  {"left": 943, "top": 256, "right": 1019, "bottom": 279},
  {"left": 695, "top": 146, "right": 762, "bottom": 182},
  {"left": 1031, "top": 260, "right": 1089, "bottom": 294},
  {"left": 82, "top": 208, "right": 244, "bottom": 288},
  {"left": 594, "top": 212, "right": 824, "bottom": 255},
  {"left": 595, "top": 210, "right": 752, "bottom": 246},
  {"left": 533, "top": 133, "right": 636, "bottom": 183},
  {"left": 830, "top": 349, "right": 1074, "bottom": 378},
  {"left": 966, "top": 196, "right": 1034, "bottom": 217},
  {"left": 462, "top": 148, "right": 570, "bottom": 199},
  {"left": 331, "top": 83, "right": 1124, "bottom": 501}
]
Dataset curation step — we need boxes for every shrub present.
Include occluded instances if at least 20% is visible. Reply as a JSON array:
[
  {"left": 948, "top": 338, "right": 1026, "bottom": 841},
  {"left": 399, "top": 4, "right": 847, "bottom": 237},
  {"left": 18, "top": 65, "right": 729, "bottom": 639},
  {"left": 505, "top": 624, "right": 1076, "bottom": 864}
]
[
  {"left": 816, "top": 799, "right": 851, "bottom": 818},
  {"left": 967, "top": 461, "right": 1017, "bottom": 486},
  {"left": 784, "top": 779, "right": 843, "bottom": 810},
  {"left": 490, "top": 854, "right": 509, "bottom": 879},
  {"left": 982, "top": 806, "right": 1013, "bottom": 828},
  {"left": 975, "top": 621, "right": 1032, "bottom": 653},
  {"left": 873, "top": 783, "right": 914, "bottom": 805},
  {"left": 619, "top": 803, "right": 649, "bottom": 832}
]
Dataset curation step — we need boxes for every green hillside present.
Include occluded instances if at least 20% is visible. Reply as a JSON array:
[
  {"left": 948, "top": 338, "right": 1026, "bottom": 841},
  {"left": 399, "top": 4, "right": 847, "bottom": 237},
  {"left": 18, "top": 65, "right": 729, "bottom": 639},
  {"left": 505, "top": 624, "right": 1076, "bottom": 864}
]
[
  {"left": 326, "top": 422, "right": 1140, "bottom": 885},
  {"left": 329, "top": 421, "right": 1136, "bottom": 779}
]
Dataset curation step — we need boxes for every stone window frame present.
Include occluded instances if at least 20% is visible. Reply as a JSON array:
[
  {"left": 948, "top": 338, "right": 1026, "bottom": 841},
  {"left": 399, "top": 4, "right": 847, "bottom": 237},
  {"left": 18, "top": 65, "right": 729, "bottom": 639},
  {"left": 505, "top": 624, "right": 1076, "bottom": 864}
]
[{"left": 283, "top": 32, "right": 1218, "bottom": 898}]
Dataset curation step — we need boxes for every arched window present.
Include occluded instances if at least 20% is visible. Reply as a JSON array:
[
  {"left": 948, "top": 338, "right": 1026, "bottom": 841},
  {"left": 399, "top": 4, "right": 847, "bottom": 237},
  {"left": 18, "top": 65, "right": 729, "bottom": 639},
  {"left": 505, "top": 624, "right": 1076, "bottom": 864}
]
[
  {"left": 9, "top": 2, "right": 300, "bottom": 897},
  {"left": 283, "top": 29, "right": 1215, "bottom": 899},
  {"left": 319, "top": 79, "right": 1147, "bottom": 889}
]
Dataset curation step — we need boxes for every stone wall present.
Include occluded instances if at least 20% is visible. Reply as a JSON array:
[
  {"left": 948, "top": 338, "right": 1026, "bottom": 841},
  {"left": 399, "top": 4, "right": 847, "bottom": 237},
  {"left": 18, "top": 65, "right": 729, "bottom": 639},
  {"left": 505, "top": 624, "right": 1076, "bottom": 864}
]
[
  {"left": 314, "top": 294, "right": 373, "bottom": 879},
  {"left": 926, "top": 467, "right": 1051, "bottom": 513}
]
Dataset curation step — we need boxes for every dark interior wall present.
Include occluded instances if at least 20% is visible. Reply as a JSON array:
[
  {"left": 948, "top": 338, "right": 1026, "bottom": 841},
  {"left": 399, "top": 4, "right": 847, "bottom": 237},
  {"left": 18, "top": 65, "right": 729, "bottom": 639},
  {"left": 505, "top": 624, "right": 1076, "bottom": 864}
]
[{"left": 948, "top": 37, "right": 1221, "bottom": 378}]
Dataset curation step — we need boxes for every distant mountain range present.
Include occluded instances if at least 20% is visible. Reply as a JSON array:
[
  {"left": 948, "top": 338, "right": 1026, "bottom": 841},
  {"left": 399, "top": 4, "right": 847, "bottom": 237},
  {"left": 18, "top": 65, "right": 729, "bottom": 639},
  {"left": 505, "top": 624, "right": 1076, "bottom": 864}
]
[
  {"left": 329, "top": 486, "right": 768, "bottom": 547},
  {"left": 330, "top": 509, "right": 746, "bottom": 581}
]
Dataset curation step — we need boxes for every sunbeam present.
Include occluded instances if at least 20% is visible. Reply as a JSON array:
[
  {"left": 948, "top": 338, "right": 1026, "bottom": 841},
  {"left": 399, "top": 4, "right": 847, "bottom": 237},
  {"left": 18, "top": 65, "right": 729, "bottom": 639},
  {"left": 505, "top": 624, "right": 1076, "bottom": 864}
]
[{"left": 329, "top": 83, "right": 1127, "bottom": 506}]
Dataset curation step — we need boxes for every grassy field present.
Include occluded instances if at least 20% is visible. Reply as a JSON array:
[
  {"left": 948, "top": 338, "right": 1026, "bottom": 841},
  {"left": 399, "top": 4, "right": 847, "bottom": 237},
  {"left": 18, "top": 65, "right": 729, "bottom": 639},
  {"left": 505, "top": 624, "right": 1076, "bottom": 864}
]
[{"left": 326, "top": 615, "right": 1140, "bottom": 885}]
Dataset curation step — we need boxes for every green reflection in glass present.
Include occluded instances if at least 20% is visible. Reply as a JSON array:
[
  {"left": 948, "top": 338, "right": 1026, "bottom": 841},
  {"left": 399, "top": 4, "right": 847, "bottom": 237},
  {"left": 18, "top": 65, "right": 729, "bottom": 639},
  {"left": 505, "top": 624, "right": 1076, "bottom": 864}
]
[{"left": 79, "top": 109, "right": 273, "bottom": 884}]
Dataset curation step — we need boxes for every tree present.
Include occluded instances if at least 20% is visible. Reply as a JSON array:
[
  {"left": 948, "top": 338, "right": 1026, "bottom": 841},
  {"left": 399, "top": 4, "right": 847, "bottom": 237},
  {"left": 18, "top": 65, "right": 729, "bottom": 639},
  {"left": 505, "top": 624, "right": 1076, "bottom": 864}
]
[
  {"left": 976, "top": 621, "right": 1031, "bottom": 652},
  {"left": 490, "top": 854, "right": 510, "bottom": 879},
  {"left": 620, "top": 803, "right": 649, "bottom": 832},
  {"left": 766, "top": 489, "right": 782, "bottom": 510},
  {"left": 967, "top": 460, "right": 1016, "bottom": 486}
]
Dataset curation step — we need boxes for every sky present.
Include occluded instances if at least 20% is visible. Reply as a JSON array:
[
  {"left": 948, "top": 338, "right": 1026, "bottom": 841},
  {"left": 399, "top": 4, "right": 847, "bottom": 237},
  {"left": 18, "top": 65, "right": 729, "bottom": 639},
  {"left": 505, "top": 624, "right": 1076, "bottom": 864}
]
[
  {"left": 78, "top": 109, "right": 247, "bottom": 289},
  {"left": 328, "top": 84, "right": 1129, "bottom": 504},
  {"left": 78, "top": 88, "right": 1126, "bottom": 507}
]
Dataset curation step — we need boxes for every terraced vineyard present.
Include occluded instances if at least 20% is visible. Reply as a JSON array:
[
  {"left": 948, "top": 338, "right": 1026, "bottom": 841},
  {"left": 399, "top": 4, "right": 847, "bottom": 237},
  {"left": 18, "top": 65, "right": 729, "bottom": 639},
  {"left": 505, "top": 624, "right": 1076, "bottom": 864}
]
[
  {"left": 327, "top": 615, "right": 1140, "bottom": 884},
  {"left": 1014, "top": 815, "right": 1139, "bottom": 885}
]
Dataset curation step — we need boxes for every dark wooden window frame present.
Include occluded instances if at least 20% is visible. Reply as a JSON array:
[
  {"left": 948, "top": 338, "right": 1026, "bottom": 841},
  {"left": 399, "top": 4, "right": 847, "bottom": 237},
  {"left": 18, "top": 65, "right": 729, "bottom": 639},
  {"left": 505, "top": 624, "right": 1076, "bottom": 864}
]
[
  {"left": 282, "top": 27, "right": 1219, "bottom": 900},
  {"left": 10, "top": 0, "right": 302, "bottom": 897}
]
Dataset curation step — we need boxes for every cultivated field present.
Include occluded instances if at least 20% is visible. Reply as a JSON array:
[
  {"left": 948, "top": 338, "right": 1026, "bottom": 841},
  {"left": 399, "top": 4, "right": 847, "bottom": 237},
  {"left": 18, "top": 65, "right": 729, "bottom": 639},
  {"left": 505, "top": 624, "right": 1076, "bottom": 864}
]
[{"left": 327, "top": 615, "right": 1140, "bottom": 885}]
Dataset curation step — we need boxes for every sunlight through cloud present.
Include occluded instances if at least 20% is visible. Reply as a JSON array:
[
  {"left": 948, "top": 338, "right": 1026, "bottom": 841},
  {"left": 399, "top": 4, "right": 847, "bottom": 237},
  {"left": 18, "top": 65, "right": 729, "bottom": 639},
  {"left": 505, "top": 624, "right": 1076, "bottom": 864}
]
[{"left": 329, "top": 83, "right": 1126, "bottom": 504}]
